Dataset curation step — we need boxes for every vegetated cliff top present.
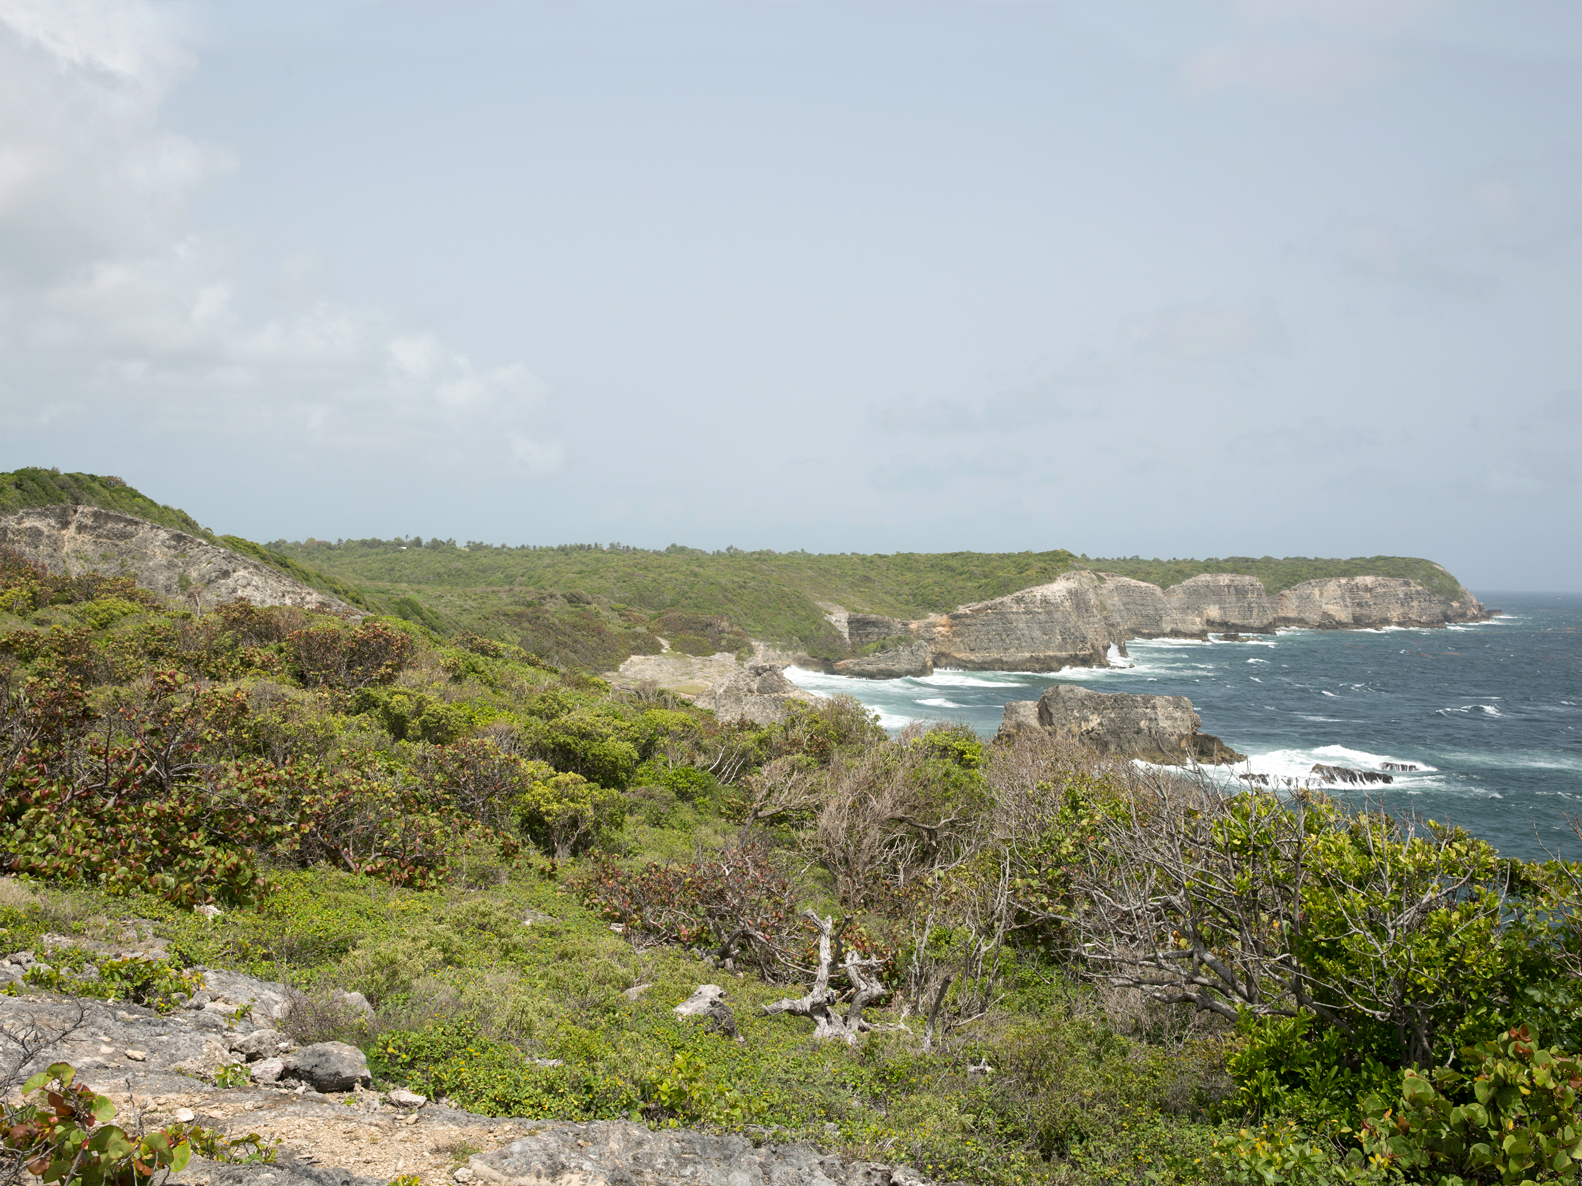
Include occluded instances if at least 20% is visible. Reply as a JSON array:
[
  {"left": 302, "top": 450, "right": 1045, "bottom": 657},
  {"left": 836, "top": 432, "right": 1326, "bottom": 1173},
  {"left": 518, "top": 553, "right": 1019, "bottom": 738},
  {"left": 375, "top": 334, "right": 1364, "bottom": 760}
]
[
  {"left": 0, "top": 467, "right": 208, "bottom": 535},
  {"left": 0, "top": 467, "right": 382, "bottom": 615},
  {"left": 1082, "top": 555, "right": 1468, "bottom": 603},
  {"left": 272, "top": 537, "right": 1476, "bottom": 650}
]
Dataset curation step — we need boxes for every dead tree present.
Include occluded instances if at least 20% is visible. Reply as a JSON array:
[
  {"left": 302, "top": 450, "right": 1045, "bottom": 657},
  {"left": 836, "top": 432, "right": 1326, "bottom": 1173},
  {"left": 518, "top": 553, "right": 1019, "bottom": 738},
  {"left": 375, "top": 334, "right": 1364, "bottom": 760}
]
[{"left": 761, "top": 911, "right": 888, "bottom": 1044}]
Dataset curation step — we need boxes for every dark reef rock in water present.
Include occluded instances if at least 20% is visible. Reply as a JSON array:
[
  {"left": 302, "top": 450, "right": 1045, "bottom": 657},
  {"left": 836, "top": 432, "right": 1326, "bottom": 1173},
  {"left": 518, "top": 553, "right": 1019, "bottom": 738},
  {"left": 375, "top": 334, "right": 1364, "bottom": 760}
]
[
  {"left": 1382, "top": 762, "right": 1419, "bottom": 772},
  {"left": 1310, "top": 764, "right": 1394, "bottom": 786}
]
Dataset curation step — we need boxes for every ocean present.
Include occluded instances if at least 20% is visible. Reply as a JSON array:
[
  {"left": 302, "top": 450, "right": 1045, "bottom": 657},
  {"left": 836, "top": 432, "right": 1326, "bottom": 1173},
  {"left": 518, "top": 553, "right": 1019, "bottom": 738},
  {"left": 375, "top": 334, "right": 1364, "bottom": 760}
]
[{"left": 783, "top": 592, "right": 1582, "bottom": 862}]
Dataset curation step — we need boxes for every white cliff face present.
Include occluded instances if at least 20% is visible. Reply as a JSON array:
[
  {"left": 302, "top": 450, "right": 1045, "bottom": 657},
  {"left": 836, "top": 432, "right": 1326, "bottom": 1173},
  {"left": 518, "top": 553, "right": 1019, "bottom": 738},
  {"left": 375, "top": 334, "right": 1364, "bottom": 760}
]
[
  {"left": 0, "top": 505, "right": 355, "bottom": 615},
  {"left": 913, "top": 571, "right": 1120, "bottom": 671},
  {"left": 886, "top": 568, "right": 1488, "bottom": 674}
]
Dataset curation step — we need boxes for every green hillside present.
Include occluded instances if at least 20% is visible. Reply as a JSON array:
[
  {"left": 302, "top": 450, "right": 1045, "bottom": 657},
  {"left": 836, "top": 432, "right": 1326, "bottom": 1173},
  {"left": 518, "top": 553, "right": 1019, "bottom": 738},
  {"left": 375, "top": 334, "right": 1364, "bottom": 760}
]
[{"left": 0, "top": 467, "right": 208, "bottom": 535}]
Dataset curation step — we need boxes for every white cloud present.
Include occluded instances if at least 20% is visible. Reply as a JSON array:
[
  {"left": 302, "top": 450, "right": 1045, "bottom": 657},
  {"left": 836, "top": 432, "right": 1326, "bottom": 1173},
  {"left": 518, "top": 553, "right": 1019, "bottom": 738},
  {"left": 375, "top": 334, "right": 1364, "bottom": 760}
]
[
  {"left": 0, "top": 0, "right": 561, "bottom": 475},
  {"left": 1183, "top": 41, "right": 1387, "bottom": 98},
  {"left": 1238, "top": 0, "right": 1452, "bottom": 35}
]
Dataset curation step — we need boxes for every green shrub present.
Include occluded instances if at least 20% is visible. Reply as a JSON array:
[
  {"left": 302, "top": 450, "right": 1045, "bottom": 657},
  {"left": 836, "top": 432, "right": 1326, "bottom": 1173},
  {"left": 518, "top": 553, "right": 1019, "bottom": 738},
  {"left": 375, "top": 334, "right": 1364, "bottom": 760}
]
[
  {"left": 21, "top": 954, "right": 203, "bottom": 1013},
  {"left": 371, "top": 1019, "right": 635, "bottom": 1119},
  {"left": 1358, "top": 1025, "right": 1582, "bottom": 1184},
  {"left": 513, "top": 772, "right": 625, "bottom": 859}
]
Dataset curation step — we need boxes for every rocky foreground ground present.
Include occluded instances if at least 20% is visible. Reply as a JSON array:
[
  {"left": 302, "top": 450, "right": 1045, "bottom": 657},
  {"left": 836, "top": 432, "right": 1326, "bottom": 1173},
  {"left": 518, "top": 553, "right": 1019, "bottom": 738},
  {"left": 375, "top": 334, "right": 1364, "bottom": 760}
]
[{"left": 0, "top": 957, "right": 933, "bottom": 1186}]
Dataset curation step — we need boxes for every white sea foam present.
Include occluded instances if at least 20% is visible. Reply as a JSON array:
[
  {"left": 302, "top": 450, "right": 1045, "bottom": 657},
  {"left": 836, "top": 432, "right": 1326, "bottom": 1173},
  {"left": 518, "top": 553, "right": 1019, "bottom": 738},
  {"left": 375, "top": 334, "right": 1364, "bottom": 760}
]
[
  {"left": 874, "top": 710, "right": 922, "bottom": 729},
  {"left": 1321, "top": 690, "right": 1338, "bottom": 697},
  {"left": 1435, "top": 704, "right": 1503, "bottom": 718},
  {"left": 916, "top": 697, "right": 964, "bottom": 708},
  {"left": 1229, "top": 744, "right": 1438, "bottom": 787},
  {"left": 918, "top": 670, "right": 1026, "bottom": 688},
  {"left": 1246, "top": 658, "right": 1268, "bottom": 664},
  {"left": 1441, "top": 750, "right": 1582, "bottom": 774}
]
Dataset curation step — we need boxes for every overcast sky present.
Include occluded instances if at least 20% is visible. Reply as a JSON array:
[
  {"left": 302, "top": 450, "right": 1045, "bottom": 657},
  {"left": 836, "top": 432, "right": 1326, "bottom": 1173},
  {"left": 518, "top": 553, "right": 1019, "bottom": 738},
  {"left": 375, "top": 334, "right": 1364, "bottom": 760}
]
[{"left": 1, "top": 1, "right": 1578, "bottom": 590}]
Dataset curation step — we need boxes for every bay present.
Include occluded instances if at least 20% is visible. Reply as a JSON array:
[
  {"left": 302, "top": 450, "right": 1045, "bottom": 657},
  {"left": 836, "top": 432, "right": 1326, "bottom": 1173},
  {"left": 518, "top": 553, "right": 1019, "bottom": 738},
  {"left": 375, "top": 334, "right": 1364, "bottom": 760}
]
[{"left": 783, "top": 592, "right": 1582, "bottom": 862}]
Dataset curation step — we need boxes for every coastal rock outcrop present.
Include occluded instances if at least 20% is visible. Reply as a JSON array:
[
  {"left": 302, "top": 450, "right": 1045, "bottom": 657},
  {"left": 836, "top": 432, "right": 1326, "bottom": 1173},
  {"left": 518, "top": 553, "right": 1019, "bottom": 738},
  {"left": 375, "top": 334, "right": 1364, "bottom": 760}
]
[
  {"left": 893, "top": 568, "right": 1489, "bottom": 674},
  {"left": 0, "top": 505, "right": 354, "bottom": 616},
  {"left": 998, "top": 685, "right": 1245, "bottom": 765},
  {"left": 694, "top": 663, "right": 821, "bottom": 726},
  {"left": 832, "top": 640, "right": 933, "bottom": 679}
]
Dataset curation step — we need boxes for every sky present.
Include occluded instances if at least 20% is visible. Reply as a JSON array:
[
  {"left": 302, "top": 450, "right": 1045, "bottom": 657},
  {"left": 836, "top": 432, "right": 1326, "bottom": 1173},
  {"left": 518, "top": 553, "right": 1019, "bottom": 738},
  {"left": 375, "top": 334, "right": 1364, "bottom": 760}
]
[{"left": 0, "top": 1, "right": 1578, "bottom": 591}]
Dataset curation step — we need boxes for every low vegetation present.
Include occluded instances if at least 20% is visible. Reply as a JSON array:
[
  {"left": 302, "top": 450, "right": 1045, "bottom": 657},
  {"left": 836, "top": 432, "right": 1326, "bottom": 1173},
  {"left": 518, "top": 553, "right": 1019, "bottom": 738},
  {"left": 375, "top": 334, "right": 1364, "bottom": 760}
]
[{"left": 0, "top": 536, "right": 1571, "bottom": 1185}]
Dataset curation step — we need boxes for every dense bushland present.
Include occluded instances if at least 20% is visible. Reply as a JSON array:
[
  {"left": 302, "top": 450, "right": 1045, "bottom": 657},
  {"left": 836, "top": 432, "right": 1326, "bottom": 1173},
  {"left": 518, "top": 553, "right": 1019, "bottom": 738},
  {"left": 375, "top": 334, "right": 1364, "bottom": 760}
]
[{"left": 1, "top": 541, "right": 1572, "bottom": 1184}]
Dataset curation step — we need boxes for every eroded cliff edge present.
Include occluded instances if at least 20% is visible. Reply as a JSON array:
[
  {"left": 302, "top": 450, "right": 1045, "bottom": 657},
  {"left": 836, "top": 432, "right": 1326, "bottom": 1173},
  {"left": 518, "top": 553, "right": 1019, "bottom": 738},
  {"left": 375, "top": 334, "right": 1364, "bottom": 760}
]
[
  {"left": 855, "top": 568, "right": 1489, "bottom": 674},
  {"left": 0, "top": 505, "right": 357, "bottom": 616}
]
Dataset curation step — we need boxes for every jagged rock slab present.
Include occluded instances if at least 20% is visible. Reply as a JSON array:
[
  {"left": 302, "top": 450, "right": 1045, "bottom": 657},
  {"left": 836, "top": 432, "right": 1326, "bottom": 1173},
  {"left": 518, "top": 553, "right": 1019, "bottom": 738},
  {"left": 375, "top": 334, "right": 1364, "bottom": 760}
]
[
  {"left": 845, "top": 614, "right": 911, "bottom": 649},
  {"left": 695, "top": 663, "right": 821, "bottom": 726},
  {"left": 832, "top": 640, "right": 933, "bottom": 680},
  {"left": 471, "top": 1120, "right": 930, "bottom": 1186},
  {"left": 1000, "top": 685, "right": 1245, "bottom": 766},
  {"left": 0, "top": 505, "right": 354, "bottom": 616}
]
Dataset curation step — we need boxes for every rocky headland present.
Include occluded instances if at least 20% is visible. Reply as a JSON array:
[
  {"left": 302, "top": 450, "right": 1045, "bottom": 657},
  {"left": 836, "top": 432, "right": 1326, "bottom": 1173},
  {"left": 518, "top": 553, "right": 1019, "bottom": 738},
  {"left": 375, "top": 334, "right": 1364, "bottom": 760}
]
[
  {"left": 833, "top": 569, "right": 1490, "bottom": 676},
  {"left": 0, "top": 506, "right": 355, "bottom": 616},
  {"left": 997, "top": 685, "right": 1245, "bottom": 765}
]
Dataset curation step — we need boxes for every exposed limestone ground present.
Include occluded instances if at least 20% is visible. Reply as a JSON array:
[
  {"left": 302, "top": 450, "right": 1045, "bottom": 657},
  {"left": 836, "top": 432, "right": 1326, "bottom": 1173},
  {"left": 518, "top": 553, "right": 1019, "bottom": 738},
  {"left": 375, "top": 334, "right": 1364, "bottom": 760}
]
[
  {"left": 0, "top": 984, "right": 934, "bottom": 1186},
  {"left": 610, "top": 651, "right": 745, "bottom": 697},
  {"left": 0, "top": 506, "right": 354, "bottom": 616}
]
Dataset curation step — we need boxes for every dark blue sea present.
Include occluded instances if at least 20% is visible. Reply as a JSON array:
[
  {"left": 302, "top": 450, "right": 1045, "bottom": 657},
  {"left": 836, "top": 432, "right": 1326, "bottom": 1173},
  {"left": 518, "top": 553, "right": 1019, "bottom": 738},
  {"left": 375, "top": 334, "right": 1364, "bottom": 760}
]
[{"left": 784, "top": 593, "right": 1582, "bottom": 862}]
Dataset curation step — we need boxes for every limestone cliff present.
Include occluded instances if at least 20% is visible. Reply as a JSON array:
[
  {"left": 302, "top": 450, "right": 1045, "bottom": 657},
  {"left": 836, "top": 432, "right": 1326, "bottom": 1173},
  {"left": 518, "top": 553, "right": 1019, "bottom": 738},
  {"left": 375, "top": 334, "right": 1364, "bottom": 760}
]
[
  {"left": 0, "top": 505, "right": 357, "bottom": 615},
  {"left": 884, "top": 567, "right": 1489, "bottom": 674}
]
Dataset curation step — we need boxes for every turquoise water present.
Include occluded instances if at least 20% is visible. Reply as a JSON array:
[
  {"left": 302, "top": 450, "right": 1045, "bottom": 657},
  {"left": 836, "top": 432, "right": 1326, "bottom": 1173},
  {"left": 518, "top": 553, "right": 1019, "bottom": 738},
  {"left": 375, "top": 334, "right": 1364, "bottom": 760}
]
[{"left": 783, "top": 593, "right": 1582, "bottom": 862}]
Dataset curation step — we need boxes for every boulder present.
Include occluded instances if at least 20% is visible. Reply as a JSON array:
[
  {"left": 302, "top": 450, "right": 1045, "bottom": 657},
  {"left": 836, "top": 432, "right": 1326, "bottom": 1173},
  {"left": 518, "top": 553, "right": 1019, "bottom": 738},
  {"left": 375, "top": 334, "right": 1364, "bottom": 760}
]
[
  {"left": 281, "top": 1042, "right": 371, "bottom": 1092},
  {"left": 469, "top": 1120, "right": 931, "bottom": 1186},
  {"left": 250, "top": 1057, "right": 286, "bottom": 1085},
  {"left": 832, "top": 640, "right": 933, "bottom": 680},
  {"left": 993, "top": 700, "right": 1042, "bottom": 741},
  {"left": 230, "top": 1028, "right": 290, "bottom": 1061},
  {"left": 673, "top": 984, "right": 742, "bottom": 1042},
  {"left": 196, "top": 968, "right": 294, "bottom": 1024}
]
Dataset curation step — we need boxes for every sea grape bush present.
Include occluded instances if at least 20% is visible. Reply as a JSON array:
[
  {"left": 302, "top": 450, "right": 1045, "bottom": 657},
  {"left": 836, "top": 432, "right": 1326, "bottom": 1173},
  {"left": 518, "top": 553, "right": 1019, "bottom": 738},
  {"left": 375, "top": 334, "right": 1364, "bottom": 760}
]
[
  {"left": 0, "top": 544, "right": 733, "bottom": 906},
  {"left": 0, "top": 1063, "right": 191, "bottom": 1186},
  {"left": 582, "top": 840, "right": 807, "bottom": 979},
  {"left": 1357, "top": 1026, "right": 1582, "bottom": 1184}
]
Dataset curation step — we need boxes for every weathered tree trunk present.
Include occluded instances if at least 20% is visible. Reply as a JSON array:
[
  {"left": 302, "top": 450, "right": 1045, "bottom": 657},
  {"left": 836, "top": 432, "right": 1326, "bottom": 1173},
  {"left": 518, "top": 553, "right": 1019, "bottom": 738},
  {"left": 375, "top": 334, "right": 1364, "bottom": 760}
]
[{"left": 761, "top": 910, "right": 886, "bottom": 1044}]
